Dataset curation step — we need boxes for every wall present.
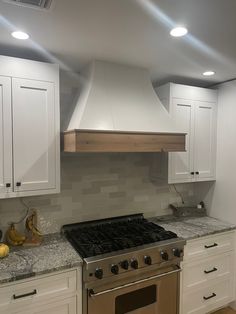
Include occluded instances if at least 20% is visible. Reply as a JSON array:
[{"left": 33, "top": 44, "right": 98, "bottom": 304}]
[
  {"left": 0, "top": 73, "right": 195, "bottom": 235},
  {"left": 0, "top": 153, "right": 195, "bottom": 235}
]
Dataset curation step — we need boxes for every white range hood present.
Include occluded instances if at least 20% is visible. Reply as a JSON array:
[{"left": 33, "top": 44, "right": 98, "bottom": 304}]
[{"left": 64, "top": 60, "right": 186, "bottom": 152}]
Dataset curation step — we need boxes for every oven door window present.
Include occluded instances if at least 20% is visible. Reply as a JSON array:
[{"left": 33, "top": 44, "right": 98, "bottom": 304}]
[{"left": 115, "top": 285, "right": 157, "bottom": 314}]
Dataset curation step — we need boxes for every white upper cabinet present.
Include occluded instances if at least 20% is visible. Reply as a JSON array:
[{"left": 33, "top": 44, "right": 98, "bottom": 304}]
[
  {"left": 156, "top": 83, "right": 217, "bottom": 184},
  {"left": 12, "top": 79, "right": 56, "bottom": 193},
  {"left": 194, "top": 101, "right": 216, "bottom": 181},
  {"left": 169, "top": 98, "right": 195, "bottom": 182},
  {"left": 0, "top": 56, "right": 60, "bottom": 198},
  {"left": 0, "top": 76, "right": 12, "bottom": 196}
]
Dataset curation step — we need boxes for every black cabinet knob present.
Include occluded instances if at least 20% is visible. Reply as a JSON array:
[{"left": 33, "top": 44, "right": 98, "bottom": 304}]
[
  {"left": 16, "top": 182, "right": 21, "bottom": 187},
  {"left": 6, "top": 183, "right": 11, "bottom": 188},
  {"left": 111, "top": 264, "right": 119, "bottom": 275},
  {"left": 190, "top": 172, "right": 194, "bottom": 175},
  {"left": 130, "top": 259, "right": 138, "bottom": 269},
  {"left": 144, "top": 255, "right": 152, "bottom": 265},
  {"left": 120, "top": 260, "right": 129, "bottom": 270},
  {"left": 195, "top": 171, "right": 199, "bottom": 175},
  {"left": 173, "top": 248, "right": 183, "bottom": 258},
  {"left": 161, "top": 251, "right": 169, "bottom": 261},
  {"left": 94, "top": 268, "right": 103, "bottom": 279}
]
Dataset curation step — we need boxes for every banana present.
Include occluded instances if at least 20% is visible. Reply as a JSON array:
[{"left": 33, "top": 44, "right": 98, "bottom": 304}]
[{"left": 6, "top": 224, "right": 26, "bottom": 246}]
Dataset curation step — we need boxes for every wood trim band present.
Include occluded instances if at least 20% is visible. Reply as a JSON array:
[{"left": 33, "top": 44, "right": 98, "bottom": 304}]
[{"left": 63, "top": 130, "right": 186, "bottom": 153}]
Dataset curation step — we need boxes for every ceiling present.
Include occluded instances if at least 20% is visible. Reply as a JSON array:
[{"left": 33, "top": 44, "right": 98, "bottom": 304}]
[{"left": 0, "top": 0, "right": 235, "bottom": 87}]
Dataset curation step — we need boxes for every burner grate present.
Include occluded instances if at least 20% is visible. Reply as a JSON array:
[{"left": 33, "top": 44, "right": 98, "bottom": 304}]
[{"left": 63, "top": 215, "right": 177, "bottom": 258}]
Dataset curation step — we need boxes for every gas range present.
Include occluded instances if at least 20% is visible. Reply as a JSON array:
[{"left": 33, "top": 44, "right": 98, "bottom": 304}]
[
  {"left": 62, "top": 214, "right": 185, "bottom": 314},
  {"left": 62, "top": 214, "right": 185, "bottom": 283}
]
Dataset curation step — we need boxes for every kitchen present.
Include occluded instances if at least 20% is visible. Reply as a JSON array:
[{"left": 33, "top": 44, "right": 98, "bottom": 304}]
[{"left": 0, "top": 0, "right": 236, "bottom": 314}]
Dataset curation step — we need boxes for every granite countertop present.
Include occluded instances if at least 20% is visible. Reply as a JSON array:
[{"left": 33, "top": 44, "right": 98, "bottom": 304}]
[
  {"left": 150, "top": 214, "right": 236, "bottom": 240},
  {"left": 0, "top": 233, "right": 82, "bottom": 285},
  {"left": 1, "top": 213, "right": 236, "bottom": 286}
]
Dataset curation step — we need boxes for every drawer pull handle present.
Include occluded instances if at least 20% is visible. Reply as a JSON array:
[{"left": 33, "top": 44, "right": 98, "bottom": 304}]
[
  {"left": 13, "top": 289, "right": 37, "bottom": 300},
  {"left": 204, "top": 267, "right": 217, "bottom": 274},
  {"left": 204, "top": 243, "right": 218, "bottom": 249},
  {"left": 203, "top": 293, "right": 216, "bottom": 300}
]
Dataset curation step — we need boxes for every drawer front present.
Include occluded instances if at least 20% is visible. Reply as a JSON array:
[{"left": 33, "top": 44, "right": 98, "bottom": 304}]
[
  {"left": 19, "top": 297, "right": 76, "bottom": 314},
  {"left": 182, "top": 278, "right": 234, "bottom": 314},
  {"left": 0, "top": 270, "right": 77, "bottom": 310},
  {"left": 183, "top": 252, "right": 233, "bottom": 291},
  {"left": 0, "top": 297, "right": 77, "bottom": 314},
  {"left": 184, "top": 232, "right": 234, "bottom": 261}
]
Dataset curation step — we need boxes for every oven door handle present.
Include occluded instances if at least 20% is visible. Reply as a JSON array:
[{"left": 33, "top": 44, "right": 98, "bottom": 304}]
[{"left": 89, "top": 265, "right": 181, "bottom": 297}]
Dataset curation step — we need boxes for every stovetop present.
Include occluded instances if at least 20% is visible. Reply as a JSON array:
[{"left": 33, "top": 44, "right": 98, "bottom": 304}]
[{"left": 62, "top": 214, "right": 177, "bottom": 258}]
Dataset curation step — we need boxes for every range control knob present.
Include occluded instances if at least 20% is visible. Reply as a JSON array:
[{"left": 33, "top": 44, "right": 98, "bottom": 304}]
[
  {"left": 120, "top": 260, "right": 129, "bottom": 270},
  {"left": 160, "top": 251, "right": 169, "bottom": 261},
  {"left": 111, "top": 264, "right": 119, "bottom": 275},
  {"left": 172, "top": 248, "right": 183, "bottom": 258},
  {"left": 130, "top": 259, "right": 139, "bottom": 269},
  {"left": 95, "top": 268, "right": 103, "bottom": 279},
  {"left": 144, "top": 255, "right": 152, "bottom": 265}
]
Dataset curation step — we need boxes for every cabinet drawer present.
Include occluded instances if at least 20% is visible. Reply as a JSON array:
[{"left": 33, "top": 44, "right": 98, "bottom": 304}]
[
  {"left": 3, "top": 297, "right": 77, "bottom": 314},
  {"left": 183, "top": 252, "right": 233, "bottom": 291},
  {"left": 0, "top": 270, "right": 76, "bottom": 310},
  {"left": 184, "top": 232, "right": 234, "bottom": 261},
  {"left": 182, "top": 278, "right": 233, "bottom": 314}
]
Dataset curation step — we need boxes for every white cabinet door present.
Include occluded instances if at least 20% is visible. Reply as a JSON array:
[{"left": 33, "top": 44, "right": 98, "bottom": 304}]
[
  {"left": 169, "top": 98, "right": 195, "bottom": 183},
  {"left": 0, "top": 76, "right": 12, "bottom": 196},
  {"left": 194, "top": 101, "right": 216, "bottom": 181},
  {"left": 12, "top": 297, "right": 76, "bottom": 314},
  {"left": 12, "top": 78, "right": 56, "bottom": 192}
]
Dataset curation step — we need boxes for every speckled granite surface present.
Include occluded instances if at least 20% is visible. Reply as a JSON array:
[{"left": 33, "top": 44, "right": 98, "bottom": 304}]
[
  {"left": 1, "top": 213, "right": 235, "bottom": 286},
  {"left": 0, "top": 233, "right": 82, "bottom": 285},
  {"left": 150, "top": 215, "right": 236, "bottom": 240}
]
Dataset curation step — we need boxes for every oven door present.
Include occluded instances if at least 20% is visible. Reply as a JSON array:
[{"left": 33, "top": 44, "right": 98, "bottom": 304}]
[{"left": 88, "top": 267, "right": 180, "bottom": 314}]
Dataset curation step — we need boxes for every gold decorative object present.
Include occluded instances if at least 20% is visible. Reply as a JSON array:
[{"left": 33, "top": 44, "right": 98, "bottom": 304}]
[{"left": 24, "top": 209, "right": 43, "bottom": 246}]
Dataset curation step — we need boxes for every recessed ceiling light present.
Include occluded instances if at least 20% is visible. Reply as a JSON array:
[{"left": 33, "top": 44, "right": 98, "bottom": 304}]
[
  {"left": 170, "top": 26, "right": 188, "bottom": 37},
  {"left": 11, "top": 31, "right": 29, "bottom": 40},
  {"left": 203, "top": 71, "right": 215, "bottom": 76}
]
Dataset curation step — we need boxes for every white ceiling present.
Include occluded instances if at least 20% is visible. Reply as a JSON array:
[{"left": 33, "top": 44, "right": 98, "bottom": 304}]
[{"left": 0, "top": 0, "right": 235, "bottom": 86}]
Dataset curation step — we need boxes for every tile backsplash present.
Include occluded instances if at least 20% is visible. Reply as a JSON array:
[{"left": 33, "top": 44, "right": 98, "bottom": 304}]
[{"left": 0, "top": 153, "right": 195, "bottom": 235}]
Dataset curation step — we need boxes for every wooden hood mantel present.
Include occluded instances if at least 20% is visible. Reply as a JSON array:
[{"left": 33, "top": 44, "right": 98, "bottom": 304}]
[{"left": 63, "top": 129, "right": 186, "bottom": 153}]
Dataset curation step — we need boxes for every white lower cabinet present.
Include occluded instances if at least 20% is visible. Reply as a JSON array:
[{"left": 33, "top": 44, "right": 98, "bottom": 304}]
[
  {"left": 0, "top": 268, "right": 82, "bottom": 314},
  {"left": 183, "top": 278, "right": 233, "bottom": 314},
  {"left": 180, "top": 231, "right": 235, "bottom": 314},
  {"left": 15, "top": 297, "right": 76, "bottom": 314}
]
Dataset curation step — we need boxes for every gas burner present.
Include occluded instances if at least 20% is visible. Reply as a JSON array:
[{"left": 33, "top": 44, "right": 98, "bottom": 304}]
[{"left": 62, "top": 214, "right": 177, "bottom": 258}]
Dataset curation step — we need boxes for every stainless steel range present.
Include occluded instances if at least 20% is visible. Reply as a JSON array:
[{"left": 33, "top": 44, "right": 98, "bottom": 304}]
[{"left": 62, "top": 214, "right": 186, "bottom": 314}]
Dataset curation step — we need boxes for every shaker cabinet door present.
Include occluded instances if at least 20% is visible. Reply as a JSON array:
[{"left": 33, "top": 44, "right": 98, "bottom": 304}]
[
  {"left": 12, "top": 78, "right": 56, "bottom": 192},
  {"left": 194, "top": 101, "right": 216, "bottom": 181},
  {"left": 0, "top": 76, "right": 12, "bottom": 197},
  {"left": 10, "top": 297, "right": 76, "bottom": 314},
  {"left": 169, "top": 98, "right": 195, "bottom": 183}
]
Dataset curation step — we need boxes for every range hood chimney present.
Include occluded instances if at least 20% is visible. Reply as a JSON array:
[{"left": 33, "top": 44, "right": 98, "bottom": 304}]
[{"left": 64, "top": 61, "right": 186, "bottom": 152}]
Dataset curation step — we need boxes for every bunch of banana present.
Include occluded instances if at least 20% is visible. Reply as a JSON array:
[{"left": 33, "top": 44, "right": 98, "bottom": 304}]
[{"left": 6, "top": 224, "right": 26, "bottom": 246}]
